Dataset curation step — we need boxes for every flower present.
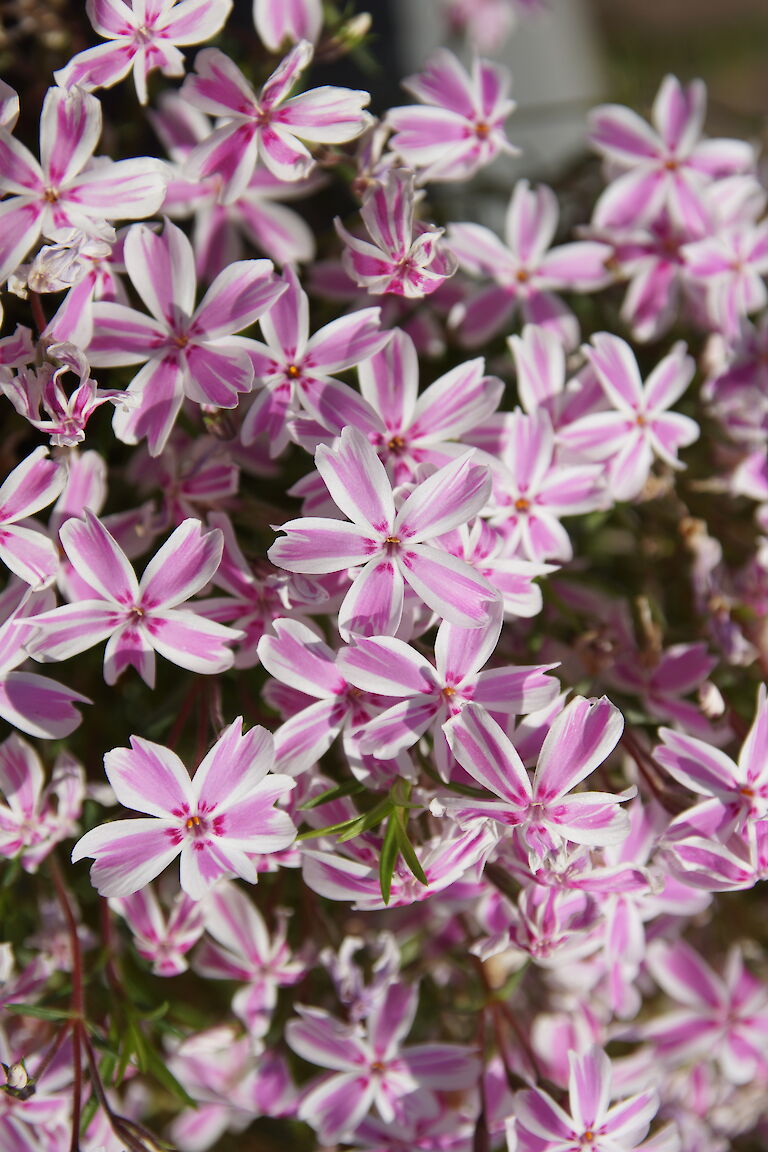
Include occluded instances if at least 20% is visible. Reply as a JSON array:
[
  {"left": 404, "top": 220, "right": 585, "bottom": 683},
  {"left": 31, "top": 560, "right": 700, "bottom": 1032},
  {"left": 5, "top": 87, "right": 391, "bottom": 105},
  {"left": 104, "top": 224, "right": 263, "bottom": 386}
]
[
  {"left": 27, "top": 511, "right": 242, "bottom": 686},
  {"left": 268, "top": 425, "right": 498, "bottom": 637},
  {"left": 72, "top": 718, "right": 297, "bottom": 898},
  {"left": 54, "top": 0, "right": 233, "bottom": 105}
]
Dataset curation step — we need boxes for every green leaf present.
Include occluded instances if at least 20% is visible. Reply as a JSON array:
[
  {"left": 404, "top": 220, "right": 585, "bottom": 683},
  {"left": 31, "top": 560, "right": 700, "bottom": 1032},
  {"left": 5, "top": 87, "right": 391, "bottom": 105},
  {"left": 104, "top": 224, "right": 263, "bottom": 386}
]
[
  {"left": 336, "top": 796, "right": 393, "bottom": 842},
  {"left": 378, "top": 816, "right": 399, "bottom": 905},
  {"left": 299, "top": 780, "right": 367, "bottom": 811},
  {"left": 392, "top": 810, "right": 428, "bottom": 887},
  {"left": 6, "top": 1003, "right": 76, "bottom": 1022},
  {"left": 140, "top": 1041, "right": 198, "bottom": 1109}
]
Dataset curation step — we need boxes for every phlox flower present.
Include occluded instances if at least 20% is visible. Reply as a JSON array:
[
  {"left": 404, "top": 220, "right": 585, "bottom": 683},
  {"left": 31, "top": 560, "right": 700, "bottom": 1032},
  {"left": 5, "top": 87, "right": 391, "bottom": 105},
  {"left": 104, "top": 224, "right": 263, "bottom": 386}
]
[
  {"left": 150, "top": 92, "right": 320, "bottom": 277},
  {"left": 27, "top": 511, "right": 242, "bottom": 686},
  {"left": 110, "top": 884, "right": 205, "bottom": 976},
  {"left": 387, "top": 49, "right": 517, "bottom": 183},
  {"left": 560, "top": 333, "right": 700, "bottom": 501},
  {"left": 286, "top": 981, "right": 479, "bottom": 1141},
  {"left": 55, "top": 0, "right": 233, "bottom": 105},
  {"left": 642, "top": 940, "right": 768, "bottom": 1085},
  {"left": 72, "top": 718, "right": 297, "bottom": 899},
  {"left": 295, "top": 327, "right": 504, "bottom": 485},
  {"left": 0, "top": 734, "right": 85, "bottom": 871},
  {"left": 336, "top": 168, "right": 458, "bottom": 299},
  {"left": 448, "top": 180, "right": 612, "bottom": 348},
  {"left": 438, "top": 696, "right": 631, "bottom": 863},
  {"left": 257, "top": 617, "right": 386, "bottom": 776},
  {"left": 485, "top": 407, "right": 605, "bottom": 563},
  {"left": 268, "top": 425, "right": 498, "bottom": 637},
  {"left": 513, "top": 1045, "right": 659, "bottom": 1151},
  {"left": 86, "top": 217, "right": 286, "bottom": 455},
  {"left": 239, "top": 263, "right": 389, "bottom": 454},
  {"left": 182, "top": 40, "right": 371, "bottom": 200},
  {"left": 0, "top": 84, "right": 167, "bottom": 285},
  {"left": 590, "top": 74, "right": 754, "bottom": 232},
  {"left": 654, "top": 683, "right": 768, "bottom": 835},
  {"left": 338, "top": 605, "right": 558, "bottom": 775},
  {"left": 195, "top": 882, "right": 305, "bottom": 1035}
]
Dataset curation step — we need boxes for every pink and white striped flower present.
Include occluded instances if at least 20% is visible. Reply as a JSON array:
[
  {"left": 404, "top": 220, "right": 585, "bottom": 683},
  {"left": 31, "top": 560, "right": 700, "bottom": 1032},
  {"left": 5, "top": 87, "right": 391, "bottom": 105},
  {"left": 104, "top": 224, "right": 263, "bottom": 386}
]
[
  {"left": 439, "top": 696, "right": 631, "bottom": 863},
  {"left": 560, "top": 333, "right": 700, "bottom": 501},
  {"left": 182, "top": 41, "right": 370, "bottom": 200},
  {"left": 72, "top": 718, "right": 297, "bottom": 899},
  {"left": 86, "top": 218, "right": 285, "bottom": 454},
  {"left": 27, "top": 511, "right": 242, "bottom": 686},
  {"left": 387, "top": 50, "right": 517, "bottom": 182},
  {"left": 110, "top": 884, "right": 205, "bottom": 976},
  {"left": 591, "top": 74, "right": 755, "bottom": 232},
  {"left": 336, "top": 168, "right": 458, "bottom": 299},
  {"left": 0, "top": 84, "right": 167, "bottom": 285},
  {"left": 239, "top": 263, "right": 389, "bottom": 453},
  {"left": 55, "top": 0, "right": 233, "bottom": 105},
  {"left": 513, "top": 1046, "right": 660, "bottom": 1152},
  {"left": 338, "top": 607, "right": 558, "bottom": 774},
  {"left": 286, "top": 981, "right": 479, "bottom": 1141},
  {"left": 195, "top": 881, "right": 305, "bottom": 1035},
  {"left": 448, "top": 180, "right": 612, "bottom": 348},
  {"left": 268, "top": 426, "right": 498, "bottom": 637},
  {"left": 0, "top": 734, "right": 85, "bottom": 871}
]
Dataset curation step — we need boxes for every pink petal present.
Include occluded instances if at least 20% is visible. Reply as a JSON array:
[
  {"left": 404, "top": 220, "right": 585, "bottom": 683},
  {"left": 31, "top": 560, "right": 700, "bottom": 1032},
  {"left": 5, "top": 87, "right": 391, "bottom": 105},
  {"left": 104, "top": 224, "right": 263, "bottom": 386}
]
[
  {"left": 0, "top": 446, "right": 66, "bottom": 525},
  {"left": 103, "top": 623, "right": 156, "bottom": 687},
  {"left": 72, "top": 818, "right": 181, "bottom": 898},
  {"left": 268, "top": 517, "right": 377, "bottom": 573},
  {"left": 0, "top": 670, "right": 88, "bottom": 739},
  {"left": 338, "top": 635, "right": 437, "bottom": 697},
  {"left": 25, "top": 601, "right": 125, "bottom": 662},
  {"left": 144, "top": 609, "right": 240, "bottom": 674},
  {"left": 534, "top": 695, "right": 624, "bottom": 802},
  {"left": 124, "top": 219, "right": 196, "bottom": 328},
  {"left": 396, "top": 452, "right": 490, "bottom": 542},
  {"left": 399, "top": 545, "right": 497, "bottom": 628},
  {"left": 444, "top": 703, "right": 531, "bottom": 806},
  {"left": 316, "top": 426, "right": 395, "bottom": 534},
  {"left": 59, "top": 510, "right": 139, "bottom": 606},
  {"left": 39, "top": 86, "right": 100, "bottom": 188},
  {"left": 193, "top": 259, "right": 285, "bottom": 339},
  {"left": 0, "top": 525, "right": 59, "bottom": 589},
  {"left": 139, "top": 520, "right": 223, "bottom": 610},
  {"left": 112, "top": 355, "right": 186, "bottom": 457},
  {"left": 105, "top": 737, "right": 195, "bottom": 817},
  {"left": 275, "top": 85, "right": 370, "bottom": 144},
  {"left": 193, "top": 718, "right": 274, "bottom": 811},
  {"left": 338, "top": 556, "right": 404, "bottom": 639},
  {"left": 258, "top": 617, "right": 345, "bottom": 697}
]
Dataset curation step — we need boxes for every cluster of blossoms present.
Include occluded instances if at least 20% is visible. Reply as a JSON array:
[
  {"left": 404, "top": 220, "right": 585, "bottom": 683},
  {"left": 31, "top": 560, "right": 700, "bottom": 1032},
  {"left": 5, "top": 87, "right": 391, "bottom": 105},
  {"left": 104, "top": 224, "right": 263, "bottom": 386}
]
[{"left": 2, "top": 2, "right": 768, "bottom": 1151}]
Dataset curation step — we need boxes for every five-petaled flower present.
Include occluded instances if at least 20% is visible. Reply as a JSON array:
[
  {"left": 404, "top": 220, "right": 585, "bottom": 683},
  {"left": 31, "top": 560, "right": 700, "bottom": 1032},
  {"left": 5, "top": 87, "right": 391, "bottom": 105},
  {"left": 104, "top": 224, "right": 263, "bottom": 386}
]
[{"left": 72, "top": 718, "right": 296, "bottom": 899}]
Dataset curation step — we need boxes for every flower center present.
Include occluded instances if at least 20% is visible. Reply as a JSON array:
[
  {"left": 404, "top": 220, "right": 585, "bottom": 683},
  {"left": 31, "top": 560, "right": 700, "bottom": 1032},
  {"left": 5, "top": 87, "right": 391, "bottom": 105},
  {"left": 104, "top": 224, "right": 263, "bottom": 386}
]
[
  {"left": 515, "top": 496, "right": 530, "bottom": 512},
  {"left": 286, "top": 364, "right": 301, "bottom": 379},
  {"left": 385, "top": 535, "right": 400, "bottom": 545},
  {"left": 44, "top": 187, "right": 59, "bottom": 203},
  {"left": 387, "top": 435, "right": 406, "bottom": 453},
  {"left": 475, "top": 119, "right": 490, "bottom": 139}
]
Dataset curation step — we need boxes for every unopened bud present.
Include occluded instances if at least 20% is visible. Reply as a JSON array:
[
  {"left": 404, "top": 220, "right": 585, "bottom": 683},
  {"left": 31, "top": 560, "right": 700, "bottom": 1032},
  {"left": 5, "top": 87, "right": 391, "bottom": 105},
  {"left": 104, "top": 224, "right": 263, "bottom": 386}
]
[
  {"left": 698, "top": 680, "right": 725, "bottom": 719},
  {"left": 2, "top": 1060, "right": 34, "bottom": 1099}
]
